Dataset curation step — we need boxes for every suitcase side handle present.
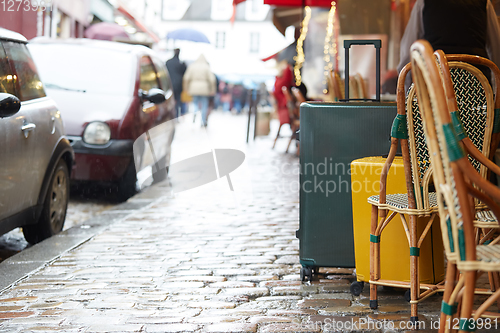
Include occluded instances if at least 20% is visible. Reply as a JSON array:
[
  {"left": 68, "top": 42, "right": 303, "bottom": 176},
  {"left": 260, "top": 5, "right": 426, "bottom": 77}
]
[{"left": 343, "top": 39, "right": 381, "bottom": 102}]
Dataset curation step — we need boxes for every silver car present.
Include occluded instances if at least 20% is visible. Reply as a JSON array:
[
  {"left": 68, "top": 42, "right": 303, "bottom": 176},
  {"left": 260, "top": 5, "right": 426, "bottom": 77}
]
[{"left": 0, "top": 28, "right": 74, "bottom": 244}]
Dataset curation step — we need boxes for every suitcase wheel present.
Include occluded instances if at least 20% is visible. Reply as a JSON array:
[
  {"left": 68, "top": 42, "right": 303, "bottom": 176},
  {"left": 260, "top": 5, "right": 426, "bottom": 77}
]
[
  {"left": 349, "top": 281, "right": 364, "bottom": 296},
  {"left": 300, "top": 266, "right": 313, "bottom": 282}
]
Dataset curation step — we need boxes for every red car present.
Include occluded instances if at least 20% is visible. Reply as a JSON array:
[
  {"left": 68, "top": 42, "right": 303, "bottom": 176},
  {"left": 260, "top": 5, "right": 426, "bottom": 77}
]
[{"left": 28, "top": 39, "right": 175, "bottom": 200}]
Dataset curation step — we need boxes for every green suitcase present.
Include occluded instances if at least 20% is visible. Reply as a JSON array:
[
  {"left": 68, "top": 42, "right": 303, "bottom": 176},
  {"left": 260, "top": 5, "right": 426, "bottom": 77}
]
[{"left": 297, "top": 101, "right": 397, "bottom": 280}]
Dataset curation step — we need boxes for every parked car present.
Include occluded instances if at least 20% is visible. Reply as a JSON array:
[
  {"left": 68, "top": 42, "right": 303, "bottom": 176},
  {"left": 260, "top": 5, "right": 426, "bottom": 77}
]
[
  {"left": 28, "top": 38, "right": 176, "bottom": 201},
  {"left": 0, "top": 28, "right": 74, "bottom": 244}
]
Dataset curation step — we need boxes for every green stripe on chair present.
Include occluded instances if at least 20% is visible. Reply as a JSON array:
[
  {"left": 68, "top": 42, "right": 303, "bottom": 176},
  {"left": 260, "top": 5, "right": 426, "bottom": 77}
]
[
  {"left": 410, "top": 247, "right": 420, "bottom": 257},
  {"left": 441, "top": 301, "right": 458, "bottom": 315},
  {"left": 446, "top": 217, "right": 455, "bottom": 253},
  {"left": 459, "top": 228, "right": 466, "bottom": 261},
  {"left": 391, "top": 114, "right": 408, "bottom": 139},
  {"left": 370, "top": 234, "right": 380, "bottom": 243},
  {"left": 443, "top": 124, "right": 466, "bottom": 162}
]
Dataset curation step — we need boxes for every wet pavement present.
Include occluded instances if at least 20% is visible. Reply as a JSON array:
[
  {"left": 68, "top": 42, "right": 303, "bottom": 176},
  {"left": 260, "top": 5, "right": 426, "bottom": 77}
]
[
  {"left": 0, "top": 112, "right": 449, "bottom": 332},
  {"left": 0, "top": 172, "right": 125, "bottom": 263}
]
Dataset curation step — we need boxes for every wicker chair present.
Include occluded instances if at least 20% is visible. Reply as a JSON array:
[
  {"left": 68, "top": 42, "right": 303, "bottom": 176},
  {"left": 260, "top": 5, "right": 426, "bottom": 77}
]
[
  {"left": 368, "top": 53, "right": 499, "bottom": 323},
  {"left": 291, "top": 87, "right": 305, "bottom": 156},
  {"left": 282, "top": 86, "right": 300, "bottom": 154},
  {"left": 327, "top": 70, "right": 344, "bottom": 101},
  {"left": 355, "top": 73, "right": 368, "bottom": 99},
  {"left": 412, "top": 39, "right": 500, "bottom": 333}
]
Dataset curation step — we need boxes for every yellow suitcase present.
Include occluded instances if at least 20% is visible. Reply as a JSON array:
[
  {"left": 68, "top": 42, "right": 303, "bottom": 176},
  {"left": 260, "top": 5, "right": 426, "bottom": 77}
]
[{"left": 351, "top": 156, "right": 445, "bottom": 292}]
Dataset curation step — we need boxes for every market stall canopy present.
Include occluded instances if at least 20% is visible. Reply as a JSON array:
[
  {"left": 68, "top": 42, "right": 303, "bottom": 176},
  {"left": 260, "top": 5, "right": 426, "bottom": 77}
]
[
  {"left": 262, "top": 41, "right": 297, "bottom": 64},
  {"left": 233, "top": 0, "right": 335, "bottom": 35},
  {"left": 84, "top": 22, "right": 130, "bottom": 41},
  {"left": 233, "top": 0, "right": 333, "bottom": 7},
  {"left": 166, "top": 28, "right": 210, "bottom": 44},
  {"left": 263, "top": 0, "right": 333, "bottom": 6}
]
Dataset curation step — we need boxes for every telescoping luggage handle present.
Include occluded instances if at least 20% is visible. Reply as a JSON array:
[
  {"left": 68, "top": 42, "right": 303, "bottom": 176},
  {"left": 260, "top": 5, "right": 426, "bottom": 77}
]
[{"left": 342, "top": 39, "right": 381, "bottom": 102}]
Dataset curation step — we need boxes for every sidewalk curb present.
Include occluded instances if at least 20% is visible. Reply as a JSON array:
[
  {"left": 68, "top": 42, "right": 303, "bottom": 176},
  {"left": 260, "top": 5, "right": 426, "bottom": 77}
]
[{"left": 0, "top": 182, "right": 170, "bottom": 293}]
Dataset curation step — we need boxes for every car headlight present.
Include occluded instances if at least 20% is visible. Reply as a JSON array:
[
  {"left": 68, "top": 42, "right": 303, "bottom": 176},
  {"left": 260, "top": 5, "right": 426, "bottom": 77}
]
[{"left": 83, "top": 122, "right": 111, "bottom": 145}]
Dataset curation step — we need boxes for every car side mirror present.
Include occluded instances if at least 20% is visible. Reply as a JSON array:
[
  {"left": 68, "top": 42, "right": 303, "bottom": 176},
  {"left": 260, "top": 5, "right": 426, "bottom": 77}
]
[
  {"left": 140, "top": 88, "right": 166, "bottom": 104},
  {"left": 0, "top": 93, "right": 21, "bottom": 118}
]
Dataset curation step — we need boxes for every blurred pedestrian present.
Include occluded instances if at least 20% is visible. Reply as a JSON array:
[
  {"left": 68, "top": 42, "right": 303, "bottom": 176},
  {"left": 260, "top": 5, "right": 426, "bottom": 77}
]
[
  {"left": 231, "top": 84, "right": 246, "bottom": 114},
  {"left": 183, "top": 54, "right": 217, "bottom": 127},
  {"left": 166, "top": 48, "right": 187, "bottom": 118},
  {"left": 273, "top": 60, "right": 294, "bottom": 126},
  {"left": 219, "top": 81, "right": 232, "bottom": 112}
]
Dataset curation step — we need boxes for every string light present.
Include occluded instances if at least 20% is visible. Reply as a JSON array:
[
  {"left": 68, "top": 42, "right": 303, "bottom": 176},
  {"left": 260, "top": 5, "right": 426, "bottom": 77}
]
[
  {"left": 294, "top": 6, "right": 311, "bottom": 86},
  {"left": 323, "top": 2, "right": 337, "bottom": 94}
]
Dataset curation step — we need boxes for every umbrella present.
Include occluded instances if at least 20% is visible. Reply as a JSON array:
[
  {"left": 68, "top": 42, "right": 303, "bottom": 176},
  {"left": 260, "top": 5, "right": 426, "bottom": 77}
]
[
  {"left": 166, "top": 28, "right": 210, "bottom": 44},
  {"left": 84, "top": 22, "right": 130, "bottom": 41}
]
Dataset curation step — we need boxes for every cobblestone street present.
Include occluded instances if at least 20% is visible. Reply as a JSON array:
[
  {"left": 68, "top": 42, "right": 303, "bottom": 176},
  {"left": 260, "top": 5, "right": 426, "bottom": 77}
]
[{"left": 0, "top": 112, "right": 445, "bottom": 332}]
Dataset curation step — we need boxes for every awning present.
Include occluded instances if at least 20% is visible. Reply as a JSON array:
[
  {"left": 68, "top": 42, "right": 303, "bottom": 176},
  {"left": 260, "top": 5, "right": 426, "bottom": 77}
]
[
  {"left": 233, "top": 0, "right": 334, "bottom": 7},
  {"left": 233, "top": 0, "right": 335, "bottom": 35},
  {"left": 261, "top": 41, "right": 297, "bottom": 63},
  {"left": 272, "top": 6, "right": 302, "bottom": 35},
  {"left": 117, "top": 5, "right": 160, "bottom": 43},
  {"left": 264, "top": 0, "right": 333, "bottom": 7}
]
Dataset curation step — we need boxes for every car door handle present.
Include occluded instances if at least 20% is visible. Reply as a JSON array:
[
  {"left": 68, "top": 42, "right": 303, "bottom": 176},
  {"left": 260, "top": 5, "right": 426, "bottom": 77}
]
[{"left": 21, "top": 123, "right": 36, "bottom": 138}]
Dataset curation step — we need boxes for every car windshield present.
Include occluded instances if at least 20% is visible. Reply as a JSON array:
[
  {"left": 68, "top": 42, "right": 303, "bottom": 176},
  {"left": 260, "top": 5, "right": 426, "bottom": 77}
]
[{"left": 28, "top": 43, "right": 135, "bottom": 95}]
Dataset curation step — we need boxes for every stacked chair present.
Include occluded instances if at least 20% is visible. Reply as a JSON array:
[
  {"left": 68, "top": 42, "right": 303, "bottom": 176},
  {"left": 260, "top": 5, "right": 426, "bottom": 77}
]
[
  {"left": 367, "top": 47, "right": 500, "bottom": 323},
  {"left": 281, "top": 86, "right": 301, "bottom": 154},
  {"left": 411, "top": 39, "right": 500, "bottom": 333},
  {"left": 327, "top": 70, "right": 344, "bottom": 101}
]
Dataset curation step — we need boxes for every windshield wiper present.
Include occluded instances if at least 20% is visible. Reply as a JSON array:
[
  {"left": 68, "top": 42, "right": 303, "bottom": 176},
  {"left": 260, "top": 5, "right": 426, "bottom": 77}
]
[{"left": 44, "top": 83, "right": 86, "bottom": 93}]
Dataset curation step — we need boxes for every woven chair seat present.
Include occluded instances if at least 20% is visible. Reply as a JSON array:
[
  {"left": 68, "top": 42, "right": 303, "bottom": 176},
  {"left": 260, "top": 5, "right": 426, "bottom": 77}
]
[
  {"left": 476, "top": 245, "right": 500, "bottom": 263},
  {"left": 474, "top": 210, "right": 500, "bottom": 228},
  {"left": 368, "top": 192, "right": 438, "bottom": 215}
]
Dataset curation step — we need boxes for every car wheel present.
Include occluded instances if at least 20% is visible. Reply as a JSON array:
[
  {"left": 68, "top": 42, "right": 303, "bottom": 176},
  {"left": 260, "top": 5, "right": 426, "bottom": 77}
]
[
  {"left": 23, "top": 159, "right": 69, "bottom": 244},
  {"left": 116, "top": 161, "right": 137, "bottom": 202}
]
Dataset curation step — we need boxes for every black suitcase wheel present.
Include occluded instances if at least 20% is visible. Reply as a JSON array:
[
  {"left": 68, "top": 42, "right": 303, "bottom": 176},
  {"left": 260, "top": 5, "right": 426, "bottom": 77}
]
[
  {"left": 350, "top": 281, "right": 364, "bottom": 296},
  {"left": 404, "top": 289, "right": 411, "bottom": 302},
  {"left": 300, "top": 266, "right": 313, "bottom": 282}
]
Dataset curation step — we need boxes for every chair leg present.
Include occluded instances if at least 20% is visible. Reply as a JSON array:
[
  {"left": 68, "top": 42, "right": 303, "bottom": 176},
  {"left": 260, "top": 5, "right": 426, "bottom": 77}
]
[
  {"left": 458, "top": 271, "right": 477, "bottom": 333},
  {"left": 285, "top": 124, "right": 296, "bottom": 153},
  {"left": 370, "top": 205, "right": 379, "bottom": 309},
  {"left": 409, "top": 214, "right": 420, "bottom": 325},
  {"left": 439, "top": 262, "right": 457, "bottom": 333},
  {"left": 273, "top": 124, "right": 282, "bottom": 149}
]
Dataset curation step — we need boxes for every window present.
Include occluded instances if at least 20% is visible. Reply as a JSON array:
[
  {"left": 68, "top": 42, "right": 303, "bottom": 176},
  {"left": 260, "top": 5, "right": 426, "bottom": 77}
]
[
  {"left": 140, "top": 56, "right": 160, "bottom": 92},
  {"left": 152, "top": 57, "right": 172, "bottom": 93},
  {"left": 211, "top": 0, "right": 233, "bottom": 20},
  {"left": 28, "top": 44, "right": 135, "bottom": 96},
  {"left": 4, "top": 42, "right": 45, "bottom": 101},
  {"left": 0, "top": 43, "right": 16, "bottom": 96},
  {"left": 216, "top": 31, "right": 226, "bottom": 49},
  {"left": 250, "top": 32, "right": 260, "bottom": 53}
]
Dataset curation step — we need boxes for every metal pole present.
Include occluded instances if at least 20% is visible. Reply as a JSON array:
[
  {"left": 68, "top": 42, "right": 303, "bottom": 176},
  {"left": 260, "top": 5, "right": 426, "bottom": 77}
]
[
  {"left": 253, "top": 90, "right": 260, "bottom": 140},
  {"left": 375, "top": 46, "right": 381, "bottom": 101},
  {"left": 246, "top": 90, "right": 253, "bottom": 143},
  {"left": 344, "top": 45, "right": 349, "bottom": 100}
]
